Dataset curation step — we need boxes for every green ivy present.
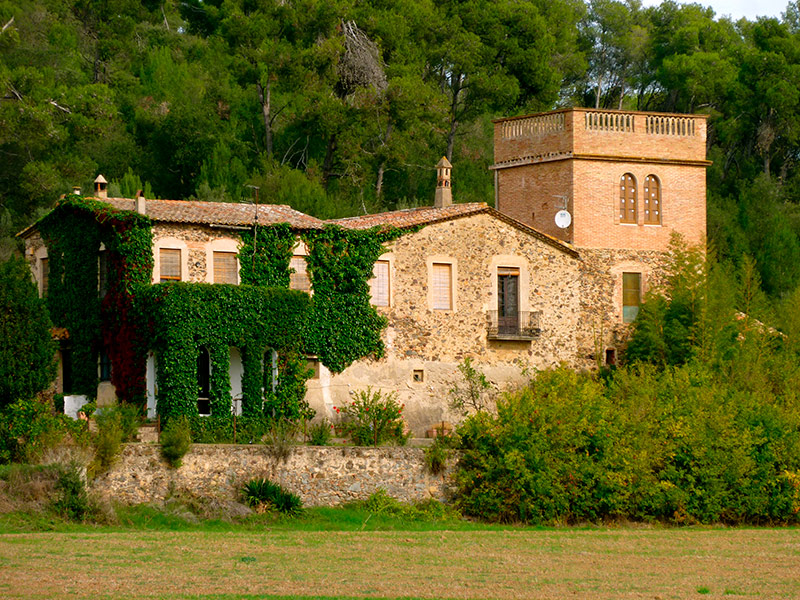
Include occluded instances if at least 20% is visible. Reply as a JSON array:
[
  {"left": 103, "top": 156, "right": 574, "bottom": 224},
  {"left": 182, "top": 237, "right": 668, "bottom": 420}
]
[
  {"left": 302, "top": 226, "right": 404, "bottom": 372},
  {"left": 135, "top": 283, "right": 311, "bottom": 421},
  {"left": 36, "top": 195, "right": 406, "bottom": 422},
  {"left": 38, "top": 196, "right": 153, "bottom": 400},
  {"left": 238, "top": 223, "right": 295, "bottom": 287}
]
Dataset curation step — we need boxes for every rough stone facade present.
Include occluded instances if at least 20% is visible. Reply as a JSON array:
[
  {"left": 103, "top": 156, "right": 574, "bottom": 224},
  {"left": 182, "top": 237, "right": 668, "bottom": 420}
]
[
  {"left": 92, "top": 443, "right": 454, "bottom": 507},
  {"left": 305, "top": 212, "right": 582, "bottom": 433}
]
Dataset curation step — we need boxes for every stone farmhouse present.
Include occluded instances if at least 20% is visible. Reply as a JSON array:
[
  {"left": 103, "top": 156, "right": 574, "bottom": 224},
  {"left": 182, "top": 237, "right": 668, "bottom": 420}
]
[{"left": 18, "top": 107, "right": 708, "bottom": 435}]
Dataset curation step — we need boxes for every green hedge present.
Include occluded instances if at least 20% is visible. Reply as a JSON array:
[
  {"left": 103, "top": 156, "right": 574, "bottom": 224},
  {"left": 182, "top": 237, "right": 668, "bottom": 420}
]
[{"left": 455, "top": 366, "right": 800, "bottom": 525}]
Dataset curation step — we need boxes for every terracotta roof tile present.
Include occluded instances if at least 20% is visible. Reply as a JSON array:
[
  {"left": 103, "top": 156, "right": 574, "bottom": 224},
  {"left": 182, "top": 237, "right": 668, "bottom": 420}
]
[
  {"left": 329, "top": 202, "right": 490, "bottom": 230},
  {"left": 329, "top": 202, "right": 578, "bottom": 257},
  {"left": 103, "top": 198, "right": 325, "bottom": 229}
]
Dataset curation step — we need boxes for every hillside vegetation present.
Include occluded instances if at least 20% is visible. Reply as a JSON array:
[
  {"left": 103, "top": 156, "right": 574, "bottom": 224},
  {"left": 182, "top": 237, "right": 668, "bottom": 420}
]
[{"left": 4, "top": 0, "right": 800, "bottom": 302}]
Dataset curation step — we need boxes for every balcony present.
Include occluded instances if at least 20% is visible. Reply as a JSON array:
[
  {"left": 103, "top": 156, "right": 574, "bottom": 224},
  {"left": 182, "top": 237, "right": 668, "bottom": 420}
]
[{"left": 487, "top": 310, "right": 541, "bottom": 341}]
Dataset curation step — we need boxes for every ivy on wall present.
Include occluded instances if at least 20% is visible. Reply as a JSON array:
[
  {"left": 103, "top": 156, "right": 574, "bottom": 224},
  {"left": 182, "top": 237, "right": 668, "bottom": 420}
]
[
  {"left": 238, "top": 223, "right": 295, "bottom": 287},
  {"left": 302, "top": 226, "right": 405, "bottom": 373},
  {"left": 38, "top": 196, "right": 153, "bottom": 402},
  {"left": 135, "top": 283, "right": 311, "bottom": 420},
  {"left": 36, "top": 194, "right": 407, "bottom": 421}
]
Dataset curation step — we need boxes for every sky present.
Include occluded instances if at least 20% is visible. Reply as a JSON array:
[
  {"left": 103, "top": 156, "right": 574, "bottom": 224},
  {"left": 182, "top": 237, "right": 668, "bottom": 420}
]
[{"left": 640, "top": 0, "right": 791, "bottom": 22}]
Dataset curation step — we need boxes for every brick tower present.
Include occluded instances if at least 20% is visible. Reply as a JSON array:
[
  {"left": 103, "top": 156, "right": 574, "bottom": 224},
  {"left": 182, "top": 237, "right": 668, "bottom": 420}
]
[{"left": 491, "top": 108, "right": 710, "bottom": 363}]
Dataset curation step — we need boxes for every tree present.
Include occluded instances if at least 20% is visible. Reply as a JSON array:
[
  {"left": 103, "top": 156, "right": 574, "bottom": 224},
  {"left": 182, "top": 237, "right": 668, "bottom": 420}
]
[{"left": 0, "top": 256, "right": 56, "bottom": 407}]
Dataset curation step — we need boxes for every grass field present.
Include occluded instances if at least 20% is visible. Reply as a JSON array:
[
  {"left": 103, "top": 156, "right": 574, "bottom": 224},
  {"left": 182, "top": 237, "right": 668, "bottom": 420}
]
[{"left": 2, "top": 517, "right": 799, "bottom": 600}]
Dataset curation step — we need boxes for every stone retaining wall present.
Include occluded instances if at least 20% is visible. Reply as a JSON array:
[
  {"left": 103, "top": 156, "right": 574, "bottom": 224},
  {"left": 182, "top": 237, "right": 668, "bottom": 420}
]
[{"left": 92, "top": 443, "right": 454, "bottom": 506}]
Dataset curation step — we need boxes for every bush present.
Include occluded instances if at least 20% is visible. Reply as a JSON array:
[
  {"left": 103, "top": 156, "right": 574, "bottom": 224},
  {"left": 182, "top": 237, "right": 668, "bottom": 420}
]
[
  {"left": 91, "top": 404, "right": 141, "bottom": 474},
  {"left": 308, "top": 418, "right": 334, "bottom": 446},
  {"left": 160, "top": 416, "right": 192, "bottom": 468},
  {"left": 241, "top": 477, "right": 302, "bottom": 515},
  {"left": 453, "top": 365, "right": 800, "bottom": 525},
  {"left": 0, "top": 256, "right": 56, "bottom": 408},
  {"left": 52, "top": 464, "right": 89, "bottom": 521},
  {"left": 424, "top": 433, "right": 459, "bottom": 476},
  {"left": 0, "top": 398, "right": 90, "bottom": 464},
  {"left": 336, "top": 387, "right": 408, "bottom": 447}
]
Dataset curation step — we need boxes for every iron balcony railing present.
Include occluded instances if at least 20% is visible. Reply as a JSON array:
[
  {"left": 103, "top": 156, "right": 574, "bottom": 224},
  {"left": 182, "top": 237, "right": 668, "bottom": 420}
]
[{"left": 487, "top": 310, "right": 541, "bottom": 341}]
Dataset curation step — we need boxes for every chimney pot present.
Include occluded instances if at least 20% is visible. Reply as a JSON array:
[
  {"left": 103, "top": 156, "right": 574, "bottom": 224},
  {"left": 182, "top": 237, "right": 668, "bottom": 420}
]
[
  {"left": 434, "top": 156, "right": 453, "bottom": 208},
  {"left": 72, "top": 186, "right": 81, "bottom": 195},
  {"left": 135, "top": 190, "right": 146, "bottom": 215},
  {"left": 94, "top": 174, "right": 108, "bottom": 200}
]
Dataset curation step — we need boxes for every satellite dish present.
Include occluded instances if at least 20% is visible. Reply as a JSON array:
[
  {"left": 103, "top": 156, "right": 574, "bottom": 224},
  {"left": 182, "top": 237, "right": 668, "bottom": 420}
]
[{"left": 555, "top": 210, "right": 572, "bottom": 229}]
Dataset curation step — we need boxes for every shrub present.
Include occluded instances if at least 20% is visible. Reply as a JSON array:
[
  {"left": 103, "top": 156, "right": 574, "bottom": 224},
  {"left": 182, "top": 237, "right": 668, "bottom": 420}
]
[
  {"left": 424, "top": 433, "right": 459, "bottom": 476},
  {"left": 0, "top": 256, "right": 56, "bottom": 408},
  {"left": 449, "top": 357, "right": 496, "bottom": 415},
  {"left": 336, "top": 387, "right": 408, "bottom": 447},
  {"left": 453, "top": 365, "right": 800, "bottom": 525},
  {"left": 241, "top": 477, "right": 302, "bottom": 515},
  {"left": 308, "top": 418, "right": 334, "bottom": 446},
  {"left": 52, "top": 464, "right": 89, "bottom": 521},
  {"left": 0, "top": 398, "right": 90, "bottom": 464},
  {"left": 160, "top": 416, "right": 192, "bottom": 468},
  {"left": 91, "top": 404, "right": 141, "bottom": 474},
  {"left": 263, "top": 419, "right": 298, "bottom": 462}
]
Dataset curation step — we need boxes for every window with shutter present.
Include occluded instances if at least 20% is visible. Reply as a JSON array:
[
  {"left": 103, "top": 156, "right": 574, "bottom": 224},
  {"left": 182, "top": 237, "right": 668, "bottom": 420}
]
[
  {"left": 432, "top": 263, "right": 452, "bottom": 310},
  {"left": 369, "top": 260, "right": 390, "bottom": 306},
  {"left": 289, "top": 256, "right": 310, "bottom": 292},
  {"left": 160, "top": 248, "right": 181, "bottom": 282},
  {"left": 643, "top": 175, "right": 661, "bottom": 225},
  {"left": 213, "top": 251, "right": 238, "bottom": 284},
  {"left": 620, "top": 173, "right": 637, "bottom": 223}
]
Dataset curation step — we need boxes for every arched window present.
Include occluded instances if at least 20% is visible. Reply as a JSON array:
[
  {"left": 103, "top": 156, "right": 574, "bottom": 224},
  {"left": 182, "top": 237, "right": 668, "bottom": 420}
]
[
  {"left": 619, "top": 173, "right": 637, "bottom": 223},
  {"left": 643, "top": 175, "right": 661, "bottom": 225}
]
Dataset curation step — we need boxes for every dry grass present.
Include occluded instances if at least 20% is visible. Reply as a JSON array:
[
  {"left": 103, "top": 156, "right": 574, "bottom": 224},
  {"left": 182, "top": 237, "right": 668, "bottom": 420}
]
[{"left": 1, "top": 527, "right": 799, "bottom": 599}]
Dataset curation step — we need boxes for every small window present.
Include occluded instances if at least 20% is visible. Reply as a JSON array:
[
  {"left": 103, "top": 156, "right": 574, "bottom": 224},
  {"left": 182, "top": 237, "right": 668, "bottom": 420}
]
[
  {"left": 40, "top": 257, "right": 49, "bottom": 298},
  {"left": 213, "top": 251, "right": 238, "bottom": 284},
  {"left": 413, "top": 369, "right": 424, "bottom": 382},
  {"left": 369, "top": 260, "right": 390, "bottom": 307},
  {"left": 99, "top": 349, "right": 112, "bottom": 382},
  {"left": 289, "top": 256, "right": 310, "bottom": 292},
  {"left": 619, "top": 173, "right": 637, "bottom": 224},
  {"left": 431, "top": 263, "right": 452, "bottom": 310},
  {"left": 643, "top": 175, "right": 661, "bottom": 225},
  {"left": 622, "top": 272, "right": 642, "bottom": 323},
  {"left": 160, "top": 248, "right": 181, "bottom": 282},
  {"left": 605, "top": 348, "right": 617, "bottom": 366},
  {"left": 306, "top": 357, "right": 320, "bottom": 380}
]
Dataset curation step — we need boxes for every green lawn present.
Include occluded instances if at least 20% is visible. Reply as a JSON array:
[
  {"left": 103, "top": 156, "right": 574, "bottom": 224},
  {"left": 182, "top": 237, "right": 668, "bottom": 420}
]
[{"left": 1, "top": 509, "right": 798, "bottom": 600}]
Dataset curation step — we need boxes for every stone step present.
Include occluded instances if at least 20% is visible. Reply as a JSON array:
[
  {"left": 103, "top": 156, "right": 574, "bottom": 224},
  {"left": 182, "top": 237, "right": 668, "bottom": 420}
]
[{"left": 136, "top": 425, "right": 159, "bottom": 444}]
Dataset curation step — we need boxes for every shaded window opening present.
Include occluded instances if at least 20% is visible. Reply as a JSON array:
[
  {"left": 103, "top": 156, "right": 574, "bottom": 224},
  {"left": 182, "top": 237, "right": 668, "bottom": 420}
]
[{"left": 197, "top": 347, "right": 211, "bottom": 415}]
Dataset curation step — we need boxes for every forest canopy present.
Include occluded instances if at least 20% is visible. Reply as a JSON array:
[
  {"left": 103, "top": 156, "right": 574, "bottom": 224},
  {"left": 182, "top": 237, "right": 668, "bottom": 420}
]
[{"left": 4, "top": 0, "right": 800, "bottom": 300}]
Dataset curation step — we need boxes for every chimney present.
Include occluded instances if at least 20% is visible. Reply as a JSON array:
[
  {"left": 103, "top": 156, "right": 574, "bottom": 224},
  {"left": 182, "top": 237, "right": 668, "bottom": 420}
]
[
  {"left": 135, "top": 189, "right": 146, "bottom": 215},
  {"left": 72, "top": 186, "right": 81, "bottom": 195},
  {"left": 434, "top": 157, "right": 452, "bottom": 208},
  {"left": 94, "top": 174, "right": 108, "bottom": 199}
]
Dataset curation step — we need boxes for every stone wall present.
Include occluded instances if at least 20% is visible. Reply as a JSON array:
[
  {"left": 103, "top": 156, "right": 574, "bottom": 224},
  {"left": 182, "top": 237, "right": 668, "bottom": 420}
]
[
  {"left": 92, "top": 443, "right": 454, "bottom": 507},
  {"left": 306, "top": 211, "right": 582, "bottom": 433}
]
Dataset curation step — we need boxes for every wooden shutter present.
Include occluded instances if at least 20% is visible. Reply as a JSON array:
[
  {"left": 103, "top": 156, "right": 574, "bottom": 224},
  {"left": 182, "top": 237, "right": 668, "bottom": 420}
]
[
  {"left": 369, "top": 260, "right": 390, "bottom": 306},
  {"left": 213, "top": 251, "right": 238, "bottom": 284},
  {"left": 160, "top": 248, "right": 181, "bottom": 282},
  {"left": 432, "top": 263, "right": 452, "bottom": 310},
  {"left": 620, "top": 173, "right": 637, "bottom": 223},
  {"left": 289, "top": 256, "right": 310, "bottom": 292},
  {"left": 40, "top": 257, "right": 49, "bottom": 297},
  {"left": 644, "top": 175, "right": 661, "bottom": 224}
]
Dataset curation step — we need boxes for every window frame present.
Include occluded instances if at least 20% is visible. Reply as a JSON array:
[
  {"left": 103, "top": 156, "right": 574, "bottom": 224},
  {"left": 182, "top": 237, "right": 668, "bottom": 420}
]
[
  {"left": 643, "top": 174, "right": 662, "bottom": 225},
  {"left": 622, "top": 272, "right": 642, "bottom": 323},
  {"left": 213, "top": 250, "right": 239, "bottom": 284},
  {"left": 159, "top": 248, "right": 182, "bottom": 283},
  {"left": 369, "top": 259, "right": 391, "bottom": 307},
  {"left": 619, "top": 173, "right": 637, "bottom": 224}
]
